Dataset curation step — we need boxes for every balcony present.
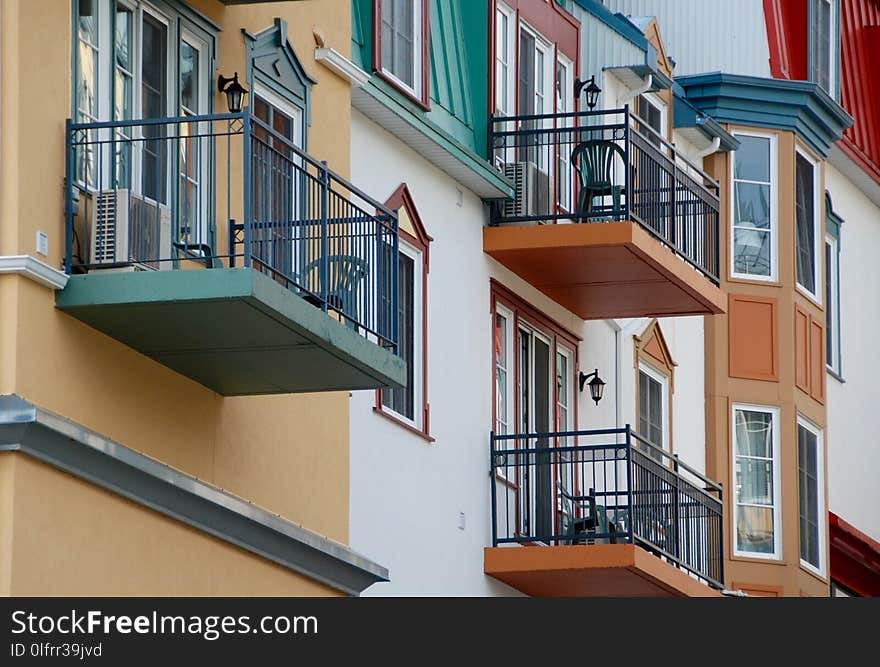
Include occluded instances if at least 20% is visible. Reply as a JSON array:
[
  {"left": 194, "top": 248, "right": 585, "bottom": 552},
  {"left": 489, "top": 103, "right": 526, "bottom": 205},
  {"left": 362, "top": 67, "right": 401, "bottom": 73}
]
[
  {"left": 484, "top": 109, "right": 725, "bottom": 320},
  {"left": 57, "top": 112, "right": 405, "bottom": 395},
  {"left": 486, "top": 427, "right": 724, "bottom": 597}
]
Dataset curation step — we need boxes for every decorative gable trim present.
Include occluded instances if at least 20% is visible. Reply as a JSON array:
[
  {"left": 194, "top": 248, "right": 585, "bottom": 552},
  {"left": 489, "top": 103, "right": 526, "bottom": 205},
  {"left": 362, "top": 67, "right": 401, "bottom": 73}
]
[{"left": 245, "top": 19, "right": 317, "bottom": 130}]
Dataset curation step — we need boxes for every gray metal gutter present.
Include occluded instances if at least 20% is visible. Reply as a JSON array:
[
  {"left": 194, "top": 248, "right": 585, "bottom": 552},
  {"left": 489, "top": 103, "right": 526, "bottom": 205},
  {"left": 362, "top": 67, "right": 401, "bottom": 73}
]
[{"left": 0, "top": 394, "right": 389, "bottom": 596}]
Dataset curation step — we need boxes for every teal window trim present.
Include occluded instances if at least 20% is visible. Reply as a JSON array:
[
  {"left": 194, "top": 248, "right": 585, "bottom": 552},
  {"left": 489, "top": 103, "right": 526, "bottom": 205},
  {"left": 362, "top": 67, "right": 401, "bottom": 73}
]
[{"left": 825, "top": 191, "right": 843, "bottom": 380}]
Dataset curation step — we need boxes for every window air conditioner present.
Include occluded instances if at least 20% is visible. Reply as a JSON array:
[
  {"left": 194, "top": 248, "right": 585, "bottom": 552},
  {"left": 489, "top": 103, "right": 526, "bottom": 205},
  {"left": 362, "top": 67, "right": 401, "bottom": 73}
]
[
  {"left": 90, "top": 189, "right": 171, "bottom": 270},
  {"left": 502, "top": 161, "right": 551, "bottom": 219}
]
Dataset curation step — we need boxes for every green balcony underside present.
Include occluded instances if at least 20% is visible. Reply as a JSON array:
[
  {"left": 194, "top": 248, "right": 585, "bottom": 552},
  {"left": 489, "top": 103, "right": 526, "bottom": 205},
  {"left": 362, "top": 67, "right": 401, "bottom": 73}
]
[{"left": 55, "top": 268, "right": 406, "bottom": 396}]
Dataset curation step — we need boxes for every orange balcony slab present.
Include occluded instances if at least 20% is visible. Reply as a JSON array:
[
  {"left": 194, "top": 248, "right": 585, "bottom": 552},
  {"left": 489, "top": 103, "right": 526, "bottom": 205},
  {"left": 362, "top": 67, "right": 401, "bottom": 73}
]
[
  {"left": 483, "top": 222, "right": 725, "bottom": 320},
  {"left": 484, "top": 545, "right": 722, "bottom": 597}
]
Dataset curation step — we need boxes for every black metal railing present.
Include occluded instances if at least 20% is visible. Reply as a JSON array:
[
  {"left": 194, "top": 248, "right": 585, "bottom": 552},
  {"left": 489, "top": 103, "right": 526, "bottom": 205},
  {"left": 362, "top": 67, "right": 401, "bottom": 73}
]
[
  {"left": 490, "top": 426, "right": 724, "bottom": 589},
  {"left": 490, "top": 107, "right": 720, "bottom": 283},
  {"left": 65, "top": 110, "right": 398, "bottom": 352}
]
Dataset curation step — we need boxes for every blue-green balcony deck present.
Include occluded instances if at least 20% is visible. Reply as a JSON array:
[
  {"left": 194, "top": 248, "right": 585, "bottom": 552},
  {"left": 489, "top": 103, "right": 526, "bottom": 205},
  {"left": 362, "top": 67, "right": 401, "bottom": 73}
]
[{"left": 55, "top": 268, "right": 407, "bottom": 396}]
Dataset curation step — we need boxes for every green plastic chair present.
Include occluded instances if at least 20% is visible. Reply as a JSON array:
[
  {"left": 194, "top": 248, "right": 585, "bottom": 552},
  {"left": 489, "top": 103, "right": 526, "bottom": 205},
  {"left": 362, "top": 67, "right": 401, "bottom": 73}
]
[
  {"left": 571, "top": 139, "right": 626, "bottom": 221},
  {"left": 300, "top": 254, "right": 369, "bottom": 324}
]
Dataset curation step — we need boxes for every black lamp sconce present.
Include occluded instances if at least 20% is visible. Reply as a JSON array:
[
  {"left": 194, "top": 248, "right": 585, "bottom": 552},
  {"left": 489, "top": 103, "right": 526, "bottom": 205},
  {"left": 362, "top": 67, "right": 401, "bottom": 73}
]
[
  {"left": 574, "top": 74, "right": 602, "bottom": 110},
  {"left": 217, "top": 72, "right": 249, "bottom": 114},
  {"left": 579, "top": 368, "right": 606, "bottom": 405}
]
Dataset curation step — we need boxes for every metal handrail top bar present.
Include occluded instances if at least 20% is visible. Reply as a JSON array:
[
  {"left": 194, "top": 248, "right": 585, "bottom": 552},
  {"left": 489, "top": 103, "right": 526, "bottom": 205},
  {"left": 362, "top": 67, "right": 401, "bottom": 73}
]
[
  {"left": 628, "top": 431, "right": 723, "bottom": 493},
  {"left": 492, "top": 427, "right": 628, "bottom": 440},
  {"left": 249, "top": 115, "right": 398, "bottom": 220},
  {"left": 491, "top": 107, "right": 630, "bottom": 124},
  {"left": 69, "top": 127, "right": 244, "bottom": 147},
  {"left": 628, "top": 123, "right": 721, "bottom": 190},
  {"left": 68, "top": 111, "right": 245, "bottom": 131},
  {"left": 491, "top": 122, "right": 628, "bottom": 140}
]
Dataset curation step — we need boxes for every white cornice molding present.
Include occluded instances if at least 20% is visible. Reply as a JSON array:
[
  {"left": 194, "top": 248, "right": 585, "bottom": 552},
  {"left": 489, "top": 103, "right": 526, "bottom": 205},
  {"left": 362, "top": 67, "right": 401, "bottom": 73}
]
[
  {"left": 314, "top": 47, "right": 370, "bottom": 88},
  {"left": 0, "top": 255, "right": 69, "bottom": 289}
]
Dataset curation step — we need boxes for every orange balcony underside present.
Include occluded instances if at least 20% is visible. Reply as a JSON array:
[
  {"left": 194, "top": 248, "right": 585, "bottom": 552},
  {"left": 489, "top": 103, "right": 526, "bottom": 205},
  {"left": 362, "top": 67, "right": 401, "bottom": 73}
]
[
  {"left": 483, "top": 222, "right": 726, "bottom": 320},
  {"left": 485, "top": 545, "right": 721, "bottom": 597}
]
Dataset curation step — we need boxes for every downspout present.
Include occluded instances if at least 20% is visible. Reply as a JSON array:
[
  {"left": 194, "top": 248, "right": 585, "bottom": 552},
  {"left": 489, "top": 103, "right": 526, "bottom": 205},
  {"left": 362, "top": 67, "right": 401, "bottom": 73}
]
[{"left": 694, "top": 136, "right": 721, "bottom": 161}]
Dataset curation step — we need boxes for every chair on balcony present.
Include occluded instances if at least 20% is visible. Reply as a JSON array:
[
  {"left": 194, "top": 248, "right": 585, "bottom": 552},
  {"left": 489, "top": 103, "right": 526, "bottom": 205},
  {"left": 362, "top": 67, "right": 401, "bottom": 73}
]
[
  {"left": 299, "top": 254, "right": 369, "bottom": 327},
  {"left": 571, "top": 139, "right": 626, "bottom": 222},
  {"left": 558, "top": 484, "right": 610, "bottom": 545}
]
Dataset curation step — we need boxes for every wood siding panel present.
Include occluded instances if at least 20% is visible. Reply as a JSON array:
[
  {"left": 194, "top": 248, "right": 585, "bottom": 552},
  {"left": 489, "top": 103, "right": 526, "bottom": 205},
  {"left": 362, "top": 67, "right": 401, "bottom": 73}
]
[
  {"left": 795, "top": 305, "right": 810, "bottom": 393},
  {"left": 729, "top": 295, "right": 778, "bottom": 381},
  {"left": 809, "top": 316, "right": 826, "bottom": 403}
]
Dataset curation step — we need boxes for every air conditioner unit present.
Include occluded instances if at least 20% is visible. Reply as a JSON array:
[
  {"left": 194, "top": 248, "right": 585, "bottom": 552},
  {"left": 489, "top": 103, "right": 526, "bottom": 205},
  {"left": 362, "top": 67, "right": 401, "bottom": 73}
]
[
  {"left": 90, "top": 189, "right": 171, "bottom": 271},
  {"left": 502, "top": 161, "right": 551, "bottom": 219}
]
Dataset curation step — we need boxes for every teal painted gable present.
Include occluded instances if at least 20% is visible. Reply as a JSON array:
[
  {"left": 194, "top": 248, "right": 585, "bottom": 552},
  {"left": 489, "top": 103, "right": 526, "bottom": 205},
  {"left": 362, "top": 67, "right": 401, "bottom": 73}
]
[{"left": 351, "top": 0, "right": 488, "bottom": 159}]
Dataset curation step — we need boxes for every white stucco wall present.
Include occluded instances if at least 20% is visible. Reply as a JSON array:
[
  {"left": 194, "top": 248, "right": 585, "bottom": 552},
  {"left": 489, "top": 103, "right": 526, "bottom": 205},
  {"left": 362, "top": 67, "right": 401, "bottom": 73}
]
[
  {"left": 825, "top": 163, "right": 880, "bottom": 543},
  {"left": 349, "top": 109, "right": 712, "bottom": 595}
]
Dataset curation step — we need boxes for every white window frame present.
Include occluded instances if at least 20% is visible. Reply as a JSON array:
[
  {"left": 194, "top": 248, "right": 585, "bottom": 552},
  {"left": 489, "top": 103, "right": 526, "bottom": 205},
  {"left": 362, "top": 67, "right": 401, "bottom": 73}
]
[
  {"left": 730, "top": 131, "right": 779, "bottom": 283},
  {"left": 636, "top": 92, "right": 668, "bottom": 144},
  {"left": 811, "top": 0, "right": 838, "bottom": 96},
  {"left": 825, "top": 233, "right": 840, "bottom": 374},
  {"left": 495, "top": 2, "right": 515, "bottom": 116},
  {"left": 638, "top": 361, "right": 670, "bottom": 454},
  {"left": 797, "top": 415, "right": 826, "bottom": 577},
  {"left": 380, "top": 0, "right": 424, "bottom": 100},
  {"left": 795, "top": 147, "right": 823, "bottom": 305},
  {"left": 381, "top": 238, "right": 424, "bottom": 430},
  {"left": 555, "top": 53, "right": 574, "bottom": 212},
  {"left": 732, "top": 403, "right": 783, "bottom": 560},
  {"left": 495, "top": 303, "right": 515, "bottom": 438}
]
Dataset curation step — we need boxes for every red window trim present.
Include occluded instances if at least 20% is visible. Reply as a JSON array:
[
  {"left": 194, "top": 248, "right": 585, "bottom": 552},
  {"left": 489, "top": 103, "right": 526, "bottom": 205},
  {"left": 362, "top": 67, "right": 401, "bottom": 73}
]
[
  {"left": 490, "top": 278, "right": 580, "bottom": 437},
  {"left": 375, "top": 184, "right": 434, "bottom": 442},
  {"left": 372, "top": 0, "right": 431, "bottom": 111}
]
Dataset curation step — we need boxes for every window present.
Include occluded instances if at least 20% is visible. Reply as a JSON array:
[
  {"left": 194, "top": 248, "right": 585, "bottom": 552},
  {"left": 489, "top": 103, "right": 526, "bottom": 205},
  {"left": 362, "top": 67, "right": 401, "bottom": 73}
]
[
  {"left": 796, "top": 150, "right": 822, "bottom": 302},
  {"left": 375, "top": 0, "right": 429, "bottom": 104},
  {"left": 826, "top": 194, "right": 843, "bottom": 375},
  {"left": 733, "top": 404, "right": 782, "bottom": 559},
  {"left": 73, "top": 0, "right": 214, "bottom": 235},
  {"left": 375, "top": 185, "right": 431, "bottom": 440},
  {"left": 810, "top": 0, "right": 838, "bottom": 96},
  {"left": 731, "top": 133, "right": 777, "bottom": 281},
  {"left": 495, "top": 3, "right": 515, "bottom": 116},
  {"left": 798, "top": 417, "right": 826, "bottom": 575},
  {"left": 638, "top": 364, "right": 668, "bottom": 458},
  {"left": 555, "top": 56, "right": 574, "bottom": 211},
  {"left": 495, "top": 307, "right": 514, "bottom": 436},
  {"left": 383, "top": 247, "right": 419, "bottom": 421},
  {"left": 635, "top": 94, "right": 666, "bottom": 148}
]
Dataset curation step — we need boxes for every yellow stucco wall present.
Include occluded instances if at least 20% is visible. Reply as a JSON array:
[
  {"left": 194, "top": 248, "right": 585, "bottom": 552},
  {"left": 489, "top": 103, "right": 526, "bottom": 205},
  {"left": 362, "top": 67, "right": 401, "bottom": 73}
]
[
  {"left": 2, "top": 454, "right": 341, "bottom": 596},
  {"left": 0, "top": 0, "right": 358, "bottom": 594}
]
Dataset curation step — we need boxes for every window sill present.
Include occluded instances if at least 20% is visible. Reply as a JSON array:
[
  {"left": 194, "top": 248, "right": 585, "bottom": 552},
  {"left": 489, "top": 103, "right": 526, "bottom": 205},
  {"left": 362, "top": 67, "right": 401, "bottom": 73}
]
[
  {"left": 730, "top": 553, "right": 787, "bottom": 566},
  {"left": 795, "top": 283, "right": 824, "bottom": 310},
  {"left": 799, "top": 561, "right": 829, "bottom": 585},
  {"left": 727, "top": 275, "right": 782, "bottom": 288},
  {"left": 826, "top": 366, "right": 845, "bottom": 383},
  {"left": 374, "top": 70, "right": 431, "bottom": 112},
  {"left": 372, "top": 406, "right": 435, "bottom": 443}
]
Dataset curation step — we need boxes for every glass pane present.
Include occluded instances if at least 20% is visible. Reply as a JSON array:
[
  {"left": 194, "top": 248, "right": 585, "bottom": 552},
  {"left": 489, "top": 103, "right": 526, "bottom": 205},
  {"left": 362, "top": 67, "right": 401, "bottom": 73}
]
[
  {"left": 115, "top": 7, "right": 131, "bottom": 72},
  {"left": 735, "top": 409, "right": 773, "bottom": 457},
  {"left": 518, "top": 30, "right": 536, "bottom": 115},
  {"left": 825, "top": 241, "right": 834, "bottom": 365},
  {"left": 736, "top": 506, "right": 775, "bottom": 554},
  {"left": 734, "top": 182, "right": 771, "bottom": 229},
  {"left": 142, "top": 13, "right": 168, "bottom": 203},
  {"left": 736, "top": 458, "right": 773, "bottom": 505},
  {"left": 383, "top": 253, "right": 415, "bottom": 420},
  {"left": 180, "top": 41, "right": 199, "bottom": 113},
  {"left": 78, "top": 41, "right": 98, "bottom": 118},
  {"left": 734, "top": 135, "right": 770, "bottom": 182},
  {"left": 795, "top": 154, "right": 816, "bottom": 293},
  {"left": 733, "top": 228, "right": 771, "bottom": 277},
  {"left": 495, "top": 314, "right": 508, "bottom": 433},
  {"left": 79, "top": 1, "right": 97, "bottom": 43}
]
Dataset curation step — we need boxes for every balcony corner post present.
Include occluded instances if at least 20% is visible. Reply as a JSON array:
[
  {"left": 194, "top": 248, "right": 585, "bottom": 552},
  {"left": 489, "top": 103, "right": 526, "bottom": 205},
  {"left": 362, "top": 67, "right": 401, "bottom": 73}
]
[
  {"left": 320, "top": 161, "right": 329, "bottom": 312},
  {"left": 624, "top": 423, "right": 634, "bottom": 544},
  {"left": 242, "top": 106, "right": 253, "bottom": 269},
  {"left": 64, "top": 118, "right": 74, "bottom": 275},
  {"left": 490, "top": 430, "right": 498, "bottom": 548},
  {"left": 623, "top": 105, "right": 632, "bottom": 223}
]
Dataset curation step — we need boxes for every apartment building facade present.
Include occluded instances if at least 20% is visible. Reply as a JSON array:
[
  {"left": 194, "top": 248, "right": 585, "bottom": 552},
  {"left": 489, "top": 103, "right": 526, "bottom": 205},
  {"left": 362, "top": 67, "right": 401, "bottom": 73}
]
[
  {"left": 0, "top": 0, "right": 404, "bottom": 595},
  {"left": 348, "top": 0, "right": 732, "bottom": 597}
]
